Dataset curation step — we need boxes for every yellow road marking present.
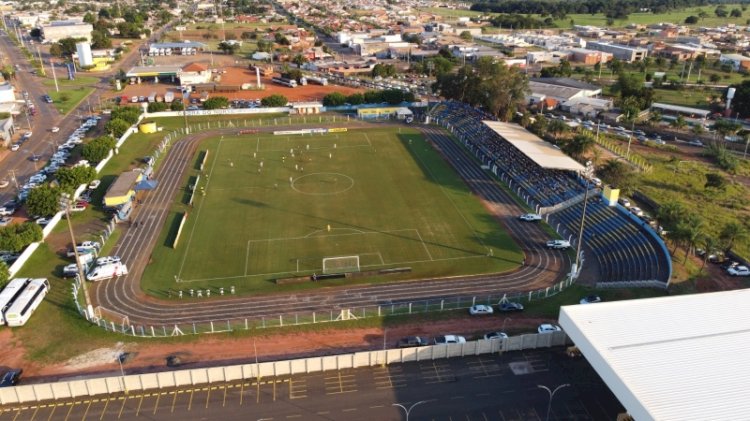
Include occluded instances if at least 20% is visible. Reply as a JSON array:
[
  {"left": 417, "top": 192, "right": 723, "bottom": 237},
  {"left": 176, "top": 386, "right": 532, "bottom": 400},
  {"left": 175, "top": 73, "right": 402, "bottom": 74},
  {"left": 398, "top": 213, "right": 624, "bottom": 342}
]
[
  {"left": 222, "top": 385, "right": 227, "bottom": 407},
  {"left": 99, "top": 397, "right": 110, "bottom": 421},
  {"left": 205, "top": 386, "right": 211, "bottom": 409},
  {"left": 117, "top": 396, "right": 128, "bottom": 419},
  {"left": 187, "top": 389, "right": 194, "bottom": 411},
  {"left": 273, "top": 380, "right": 276, "bottom": 402},
  {"left": 80, "top": 400, "right": 92, "bottom": 421},
  {"left": 153, "top": 392, "right": 161, "bottom": 415}
]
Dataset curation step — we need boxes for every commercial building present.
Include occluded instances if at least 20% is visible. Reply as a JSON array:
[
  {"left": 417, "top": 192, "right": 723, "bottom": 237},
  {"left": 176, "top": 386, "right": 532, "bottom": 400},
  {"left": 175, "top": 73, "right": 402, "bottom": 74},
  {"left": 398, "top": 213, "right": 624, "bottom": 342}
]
[
  {"left": 40, "top": 21, "right": 93, "bottom": 43},
  {"left": 125, "top": 63, "right": 211, "bottom": 87},
  {"left": 719, "top": 53, "right": 750, "bottom": 71},
  {"left": 147, "top": 41, "right": 206, "bottom": 56},
  {"left": 585, "top": 41, "right": 647, "bottom": 62}
]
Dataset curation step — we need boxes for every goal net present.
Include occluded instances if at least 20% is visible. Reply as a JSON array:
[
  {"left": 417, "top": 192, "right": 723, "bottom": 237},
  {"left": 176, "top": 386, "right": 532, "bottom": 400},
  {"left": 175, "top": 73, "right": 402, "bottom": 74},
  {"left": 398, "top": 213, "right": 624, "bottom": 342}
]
[{"left": 322, "top": 255, "right": 360, "bottom": 274}]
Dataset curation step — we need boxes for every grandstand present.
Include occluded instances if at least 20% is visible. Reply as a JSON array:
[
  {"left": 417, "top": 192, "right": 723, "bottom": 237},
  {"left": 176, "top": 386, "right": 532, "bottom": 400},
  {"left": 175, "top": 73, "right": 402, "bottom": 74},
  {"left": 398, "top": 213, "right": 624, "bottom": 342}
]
[
  {"left": 428, "top": 101, "right": 671, "bottom": 287},
  {"left": 431, "top": 102, "right": 584, "bottom": 208}
]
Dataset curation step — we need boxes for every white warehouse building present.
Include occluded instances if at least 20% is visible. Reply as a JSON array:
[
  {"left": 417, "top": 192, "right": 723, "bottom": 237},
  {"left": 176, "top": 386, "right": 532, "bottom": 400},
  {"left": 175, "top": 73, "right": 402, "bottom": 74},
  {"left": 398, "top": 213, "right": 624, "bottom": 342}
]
[{"left": 40, "top": 21, "right": 93, "bottom": 43}]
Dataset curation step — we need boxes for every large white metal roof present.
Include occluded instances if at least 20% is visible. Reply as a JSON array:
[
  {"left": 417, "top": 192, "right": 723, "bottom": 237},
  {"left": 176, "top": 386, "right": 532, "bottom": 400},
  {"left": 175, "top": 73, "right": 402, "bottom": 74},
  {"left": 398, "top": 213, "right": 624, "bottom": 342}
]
[
  {"left": 560, "top": 289, "right": 750, "bottom": 421},
  {"left": 482, "top": 121, "right": 585, "bottom": 172}
]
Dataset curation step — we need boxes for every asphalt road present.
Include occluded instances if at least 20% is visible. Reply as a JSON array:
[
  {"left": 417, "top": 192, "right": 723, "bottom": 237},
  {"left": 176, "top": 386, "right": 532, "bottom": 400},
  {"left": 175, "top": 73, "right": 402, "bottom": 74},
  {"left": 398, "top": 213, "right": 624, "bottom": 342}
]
[
  {"left": 91, "top": 121, "right": 569, "bottom": 325},
  {"left": 0, "top": 350, "right": 625, "bottom": 420}
]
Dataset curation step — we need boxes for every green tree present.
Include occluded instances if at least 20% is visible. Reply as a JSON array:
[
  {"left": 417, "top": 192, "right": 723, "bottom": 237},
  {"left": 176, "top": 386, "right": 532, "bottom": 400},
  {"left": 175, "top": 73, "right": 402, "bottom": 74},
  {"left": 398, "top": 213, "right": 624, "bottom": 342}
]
[
  {"left": 459, "top": 30, "right": 473, "bottom": 41},
  {"left": 110, "top": 106, "right": 142, "bottom": 124},
  {"left": 104, "top": 118, "right": 131, "bottom": 138},
  {"left": 147, "top": 102, "right": 168, "bottom": 112},
  {"left": 91, "top": 29, "right": 111, "bottom": 49},
  {"left": 670, "top": 115, "right": 687, "bottom": 130},
  {"left": 291, "top": 54, "right": 307, "bottom": 68},
  {"left": 54, "top": 166, "right": 96, "bottom": 192},
  {"left": 170, "top": 100, "right": 184, "bottom": 111},
  {"left": 82, "top": 135, "right": 116, "bottom": 163},
  {"left": 547, "top": 119, "right": 569, "bottom": 140},
  {"left": 26, "top": 186, "right": 62, "bottom": 218},
  {"left": 202, "top": 96, "right": 229, "bottom": 110},
  {"left": 684, "top": 15, "right": 699, "bottom": 24},
  {"left": 0, "top": 261, "right": 9, "bottom": 289},
  {"left": 322, "top": 92, "right": 346, "bottom": 106},
  {"left": 677, "top": 214, "right": 703, "bottom": 263},
  {"left": 597, "top": 159, "right": 638, "bottom": 194},
  {"left": 0, "top": 223, "right": 43, "bottom": 253},
  {"left": 217, "top": 41, "right": 240, "bottom": 55},
  {"left": 261, "top": 94, "right": 288, "bottom": 107},
  {"left": 719, "top": 221, "right": 747, "bottom": 254},
  {"left": 346, "top": 93, "right": 364, "bottom": 105},
  {"left": 562, "top": 133, "right": 594, "bottom": 160}
]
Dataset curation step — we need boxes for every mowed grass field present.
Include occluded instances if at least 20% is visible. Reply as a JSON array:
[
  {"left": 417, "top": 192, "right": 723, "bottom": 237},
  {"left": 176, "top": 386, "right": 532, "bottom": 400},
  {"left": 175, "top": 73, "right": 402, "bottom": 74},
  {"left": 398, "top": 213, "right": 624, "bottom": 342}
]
[{"left": 141, "top": 127, "right": 523, "bottom": 295}]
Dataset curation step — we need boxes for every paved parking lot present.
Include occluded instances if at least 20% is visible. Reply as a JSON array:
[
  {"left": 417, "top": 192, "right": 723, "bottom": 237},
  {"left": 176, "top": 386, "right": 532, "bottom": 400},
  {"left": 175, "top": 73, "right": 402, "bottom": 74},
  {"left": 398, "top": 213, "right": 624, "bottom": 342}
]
[{"left": 0, "top": 349, "right": 624, "bottom": 420}]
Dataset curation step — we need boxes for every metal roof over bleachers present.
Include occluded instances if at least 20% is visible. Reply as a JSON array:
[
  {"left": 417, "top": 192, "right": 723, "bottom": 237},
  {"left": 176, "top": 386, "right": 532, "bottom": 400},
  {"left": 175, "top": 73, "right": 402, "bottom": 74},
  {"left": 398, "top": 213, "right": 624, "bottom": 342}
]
[
  {"left": 482, "top": 121, "right": 585, "bottom": 172},
  {"left": 560, "top": 289, "right": 750, "bottom": 421}
]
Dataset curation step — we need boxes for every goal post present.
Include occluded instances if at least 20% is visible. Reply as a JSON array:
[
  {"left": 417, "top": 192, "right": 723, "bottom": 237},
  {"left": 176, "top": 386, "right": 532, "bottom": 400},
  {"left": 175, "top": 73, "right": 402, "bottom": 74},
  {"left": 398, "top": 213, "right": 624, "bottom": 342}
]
[{"left": 322, "top": 255, "right": 360, "bottom": 274}]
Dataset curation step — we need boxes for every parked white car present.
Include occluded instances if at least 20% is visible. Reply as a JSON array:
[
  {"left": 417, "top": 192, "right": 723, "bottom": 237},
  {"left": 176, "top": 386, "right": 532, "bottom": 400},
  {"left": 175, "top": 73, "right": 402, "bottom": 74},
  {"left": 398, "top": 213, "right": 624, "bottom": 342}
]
[
  {"left": 433, "top": 335, "right": 467, "bottom": 344},
  {"left": 727, "top": 266, "right": 750, "bottom": 277},
  {"left": 519, "top": 213, "right": 542, "bottom": 222},
  {"left": 546, "top": 240, "right": 571, "bottom": 249},
  {"left": 469, "top": 304, "right": 494, "bottom": 315},
  {"left": 538, "top": 324, "right": 562, "bottom": 334}
]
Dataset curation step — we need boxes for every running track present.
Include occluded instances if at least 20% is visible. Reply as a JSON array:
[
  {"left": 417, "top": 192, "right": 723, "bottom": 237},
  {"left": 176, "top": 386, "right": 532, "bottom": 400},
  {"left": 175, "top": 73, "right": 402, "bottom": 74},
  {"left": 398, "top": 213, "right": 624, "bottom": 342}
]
[{"left": 93, "top": 123, "right": 570, "bottom": 325}]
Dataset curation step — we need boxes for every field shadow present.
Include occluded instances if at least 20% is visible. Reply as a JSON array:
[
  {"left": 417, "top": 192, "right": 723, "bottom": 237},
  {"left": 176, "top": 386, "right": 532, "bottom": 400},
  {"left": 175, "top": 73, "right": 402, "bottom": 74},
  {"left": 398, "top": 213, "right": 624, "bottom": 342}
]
[{"left": 164, "top": 212, "right": 186, "bottom": 248}]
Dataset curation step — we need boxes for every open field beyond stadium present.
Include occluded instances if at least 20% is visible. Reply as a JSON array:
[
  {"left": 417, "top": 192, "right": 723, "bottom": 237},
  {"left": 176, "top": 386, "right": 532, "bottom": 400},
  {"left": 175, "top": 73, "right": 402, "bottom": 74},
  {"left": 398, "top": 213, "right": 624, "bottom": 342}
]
[{"left": 140, "top": 127, "right": 523, "bottom": 295}]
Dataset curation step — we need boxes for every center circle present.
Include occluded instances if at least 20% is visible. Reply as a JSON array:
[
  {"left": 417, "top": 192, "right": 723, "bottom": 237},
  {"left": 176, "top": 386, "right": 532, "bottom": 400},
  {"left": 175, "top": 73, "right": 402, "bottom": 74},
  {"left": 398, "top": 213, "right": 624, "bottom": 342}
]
[{"left": 290, "top": 172, "right": 355, "bottom": 195}]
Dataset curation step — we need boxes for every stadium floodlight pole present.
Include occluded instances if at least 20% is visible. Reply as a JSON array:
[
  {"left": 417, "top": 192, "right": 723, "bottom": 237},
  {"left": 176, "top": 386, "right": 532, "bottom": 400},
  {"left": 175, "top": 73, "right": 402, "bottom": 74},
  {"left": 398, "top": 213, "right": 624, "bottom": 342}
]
[
  {"left": 538, "top": 384, "right": 570, "bottom": 421},
  {"left": 573, "top": 161, "right": 594, "bottom": 280},
  {"left": 182, "top": 91, "right": 189, "bottom": 134},
  {"left": 64, "top": 200, "right": 95, "bottom": 321}
]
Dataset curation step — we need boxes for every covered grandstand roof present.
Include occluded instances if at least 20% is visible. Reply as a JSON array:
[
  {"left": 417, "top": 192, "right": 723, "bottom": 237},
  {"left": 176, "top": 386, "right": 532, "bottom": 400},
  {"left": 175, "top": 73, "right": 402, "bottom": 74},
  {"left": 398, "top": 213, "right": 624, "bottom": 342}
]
[
  {"left": 560, "top": 289, "right": 750, "bottom": 421},
  {"left": 482, "top": 121, "right": 585, "bottom": 172},
  {"left": 651, "top": 102, "right": 711, "bottom": 117}
]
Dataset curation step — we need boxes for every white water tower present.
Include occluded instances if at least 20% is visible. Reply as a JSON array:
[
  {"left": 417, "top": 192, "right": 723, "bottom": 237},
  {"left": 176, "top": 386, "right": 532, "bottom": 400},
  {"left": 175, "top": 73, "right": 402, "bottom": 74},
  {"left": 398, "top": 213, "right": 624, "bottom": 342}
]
[
  {"left": 76, "top": 42, "right": 93, "bottom": 67},
  {"left": 727, "top": 87, "right": 736, "bottom": 111}
]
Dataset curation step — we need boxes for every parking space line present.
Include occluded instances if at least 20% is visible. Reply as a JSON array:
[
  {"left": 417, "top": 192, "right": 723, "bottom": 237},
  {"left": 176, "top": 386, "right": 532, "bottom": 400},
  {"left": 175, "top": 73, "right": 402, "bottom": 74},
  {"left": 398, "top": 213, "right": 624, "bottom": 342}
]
[
  {"left": 222, "top": 384, "right": 227, "bottom": 407},
  {"left": 99, "top": 397, "right": 110, "bottom": 421},
  {"left": 289, "top": 378, "right": 307, "bottom": 399},
  {"left": 29, "top": 406, "right": 39, "bottom": 421},
  {"left": 239, "top": 381, "right": 245, "bottom": 406},
  {"left": 188, "top": 389, "right": 194, "bottom": 411},
  {"left": 135, "top": 395, "right": 144, "bottom": 417},
  {"left": 153, "top": 392, "right": 161, "bottom": 415},
  {"left": 117, "top": 396, "right": 128, "bottom": 419},
  {"left": 11, "top": 409, "right": 21, "bottom": 421},
  {"left": 63, "top": 402, "right": 75, "bottom": 421},
  {"left": 324, "top": 372, "right": 357, "bottom": 395},
  {"left": 170, "top": 391, "right": 178, "bottom": 413},
  {"left": 45, "top": 404, "right": 57, "bottom": 421},
  {"left": 205, "top": 386, "right": 211, "bottom": 409},
  {"left": 80, "top": 400, "right": 92, "bottom": 421}
]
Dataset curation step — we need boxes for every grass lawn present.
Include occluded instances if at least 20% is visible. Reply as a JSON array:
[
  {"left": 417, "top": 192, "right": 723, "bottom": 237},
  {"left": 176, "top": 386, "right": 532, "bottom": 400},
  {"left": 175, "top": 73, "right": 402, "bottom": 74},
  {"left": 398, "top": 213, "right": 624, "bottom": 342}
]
[
  {"left": 48, "top": 87, "right": 95, "bottom": 116},
  {"left": 42, "top": 75, "right": 100, "bottom": 88},
  {"left": 141, "top": 127, "right": 523, "bottom": 296},
  {"left": 652, "top": 88, "right": 716, "bottom": 109},
  {"left": 555, "top": 4, "right": 750, "bottom": 28}
]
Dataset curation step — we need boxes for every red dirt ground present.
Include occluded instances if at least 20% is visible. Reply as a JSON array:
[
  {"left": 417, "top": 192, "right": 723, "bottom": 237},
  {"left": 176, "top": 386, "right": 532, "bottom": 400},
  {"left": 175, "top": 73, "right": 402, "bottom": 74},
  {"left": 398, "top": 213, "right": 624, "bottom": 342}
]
[
  {"left": 106, "top": 64, "right": 364, "bottom": 103},
  {"left": 12, "top": 316, "right": 550, "bottom": 382}
]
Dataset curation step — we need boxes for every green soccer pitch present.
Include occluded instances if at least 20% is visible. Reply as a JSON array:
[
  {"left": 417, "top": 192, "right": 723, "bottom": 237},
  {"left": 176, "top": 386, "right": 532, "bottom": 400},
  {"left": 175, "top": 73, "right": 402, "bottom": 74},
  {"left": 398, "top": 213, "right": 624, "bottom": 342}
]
[{"left": 140, "top": 127, "right": 523, "bottom": 295}]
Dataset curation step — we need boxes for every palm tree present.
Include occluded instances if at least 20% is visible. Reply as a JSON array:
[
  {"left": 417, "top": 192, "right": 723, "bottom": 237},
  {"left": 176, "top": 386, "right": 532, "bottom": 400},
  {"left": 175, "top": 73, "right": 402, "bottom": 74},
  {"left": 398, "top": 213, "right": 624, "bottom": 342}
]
[
  {"left": 547, "top": 119, "right": 570, "bottom": 140},
  {"left": 292, "top": 54, "right": 308, "bottom": 68},
  {"left": 670, "top": 115, "right": 687, "bottom": 131},
  {"left": 719, "top": 221, "right": 748, "bottom": 254},
  {"left": 562, "top": 133, "right": 595, "bottom": 160},
  {"left": 698, "top": 234, "right": 718, "bottom": 273},
  {"left": 680, "top": 215, "right": 703, "bottom": 264},
  {"left": 648, "top": 110, "right": 662, "bottom": 126}
]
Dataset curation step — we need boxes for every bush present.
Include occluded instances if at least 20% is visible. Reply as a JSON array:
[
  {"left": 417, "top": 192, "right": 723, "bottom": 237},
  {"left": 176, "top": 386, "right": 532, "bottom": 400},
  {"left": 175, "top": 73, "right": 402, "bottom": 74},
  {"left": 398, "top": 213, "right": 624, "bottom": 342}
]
[
  {"left": 0, "top": 223, "right": 43, "bottom": 253},
  {"left": 202, "top": 96, "right": 229, "bottom": 110},
  {"left": 322, "top": 92, "right": 346, "bottom": 107},
  {"left": 82, "top": 135, "right": 116, "bottom": 163},
  {"left": 55, "top": 166, "right": 97, "bottom": 192},
  {"left": 147, "top": 102, "right": 168, "bottom": 112},
  {"left": 170, "top": 101, "right": 184, "bottom": 111},
  {"left": 261, "top": 94, "right": 288, "bottom": 107},
  {"left": 104, "top": 118, "right": 131, "bottom": 138}
]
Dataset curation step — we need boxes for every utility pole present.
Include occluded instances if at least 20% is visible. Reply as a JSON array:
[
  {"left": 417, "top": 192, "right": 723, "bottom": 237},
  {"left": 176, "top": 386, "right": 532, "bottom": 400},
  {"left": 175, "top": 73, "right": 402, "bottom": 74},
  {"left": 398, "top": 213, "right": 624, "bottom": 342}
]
[
  {"left": 65, "top": 201, "right": 95, "bottom": 322},
  {"left": 50, "top": 59, "right": 59, "bottom": 92}
]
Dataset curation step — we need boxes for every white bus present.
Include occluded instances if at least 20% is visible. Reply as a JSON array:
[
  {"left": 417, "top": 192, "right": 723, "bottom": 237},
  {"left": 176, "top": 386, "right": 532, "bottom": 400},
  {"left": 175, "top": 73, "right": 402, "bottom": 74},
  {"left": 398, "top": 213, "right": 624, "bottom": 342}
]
[
  {"left": 4, "top": 278, "right": 49, "bottom": 327},
  {"left": 0, "top": 278, "right": 31, "bottom": 325}
]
